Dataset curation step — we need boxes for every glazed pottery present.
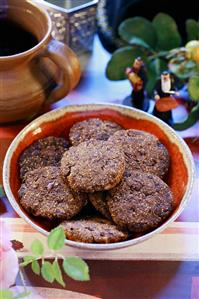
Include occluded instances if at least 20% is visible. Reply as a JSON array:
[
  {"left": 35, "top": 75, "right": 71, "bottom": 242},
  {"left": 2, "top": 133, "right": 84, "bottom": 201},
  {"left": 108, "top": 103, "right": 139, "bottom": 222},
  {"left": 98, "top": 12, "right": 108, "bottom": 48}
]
[
  {"left": 3, "top": 104, "right": 195, "bottom": 250},
  {"left": 0, "top": 0, "right": 81, "bottom": 123}
]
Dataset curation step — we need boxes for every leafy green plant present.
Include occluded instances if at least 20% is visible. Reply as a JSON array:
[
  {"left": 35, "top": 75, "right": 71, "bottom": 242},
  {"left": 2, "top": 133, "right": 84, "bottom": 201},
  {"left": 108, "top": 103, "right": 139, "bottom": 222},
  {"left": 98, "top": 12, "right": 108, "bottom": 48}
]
[
  {"left": 153, "top": 13, "right": 181, "bottom": 50},
  {"left": 118, "top": 16, "right": 157, "bottom": 49},
  {"left": 106, "top": 12, "right": 199, "bottom": 129},
  {"left": 0, "top": 185, "right": 90, "bottom": 299},
  {"left": 0, "top": 226, "right": 89, "bottom": 299},
  {"left": 20, "top": 226, "right": 90, "bottom": 286},
  {"left": 0, "top": 186, "right": 89, "bottom": 299},
  {"left": 106, "top": 13, "right": 183, "bottom": 90},
  {"left": 186, "top": 19, "right": 199, "bottom": 41}
]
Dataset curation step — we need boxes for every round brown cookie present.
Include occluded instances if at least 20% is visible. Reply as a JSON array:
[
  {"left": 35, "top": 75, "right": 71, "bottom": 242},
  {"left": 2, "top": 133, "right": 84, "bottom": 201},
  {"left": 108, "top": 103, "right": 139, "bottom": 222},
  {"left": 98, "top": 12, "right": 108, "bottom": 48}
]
[
  {"left": 109, "top": 129, "right": 169, "bottom": 179},
  {"left": 19, "top": 166, "right": 87, "bottom": 220},
  {"left": 19, "top": 136, "right": 69, "bottom": 180},
  {"left": 61, "top": 217, "right": 128, "bottom": 243},
  {"left": 89, "top": 192, "right": 112, "bottom": 220},
  {"left": 107, "top": 171, "right": 173, "bottom": 233},
  {"left": 69, "top": 118, "right": 122, "bottom": 146},
  {"left": 61, "top": 139, "right": 125, "bottom": 193}
]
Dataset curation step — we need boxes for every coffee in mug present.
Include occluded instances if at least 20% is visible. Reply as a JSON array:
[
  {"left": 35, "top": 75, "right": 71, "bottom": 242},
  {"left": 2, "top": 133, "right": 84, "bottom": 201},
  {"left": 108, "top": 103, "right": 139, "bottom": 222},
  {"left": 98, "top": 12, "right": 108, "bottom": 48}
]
[{"left": 0, "top": 18, "right": 38, "bottom": 56}]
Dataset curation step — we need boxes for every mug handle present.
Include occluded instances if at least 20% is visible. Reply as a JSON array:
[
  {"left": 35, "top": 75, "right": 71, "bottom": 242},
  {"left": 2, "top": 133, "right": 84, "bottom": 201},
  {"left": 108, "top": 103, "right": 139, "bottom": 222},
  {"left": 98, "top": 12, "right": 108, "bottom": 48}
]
[{"left": 43, "top": 39, "right": 81, "bottom": 104}]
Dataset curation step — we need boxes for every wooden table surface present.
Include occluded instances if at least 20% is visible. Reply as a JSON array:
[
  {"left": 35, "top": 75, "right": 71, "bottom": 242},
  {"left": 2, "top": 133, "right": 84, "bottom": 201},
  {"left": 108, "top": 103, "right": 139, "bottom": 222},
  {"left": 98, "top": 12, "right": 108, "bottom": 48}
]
[{"left": 1, "top": 36, "right": 199, "bottom": 299}]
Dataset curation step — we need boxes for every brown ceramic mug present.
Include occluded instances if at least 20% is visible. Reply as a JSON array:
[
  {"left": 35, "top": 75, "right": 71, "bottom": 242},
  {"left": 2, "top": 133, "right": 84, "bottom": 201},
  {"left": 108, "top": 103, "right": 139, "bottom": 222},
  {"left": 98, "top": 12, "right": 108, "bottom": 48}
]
[{"left": 0, "top": 0, "right": 81, "bottom": 123}]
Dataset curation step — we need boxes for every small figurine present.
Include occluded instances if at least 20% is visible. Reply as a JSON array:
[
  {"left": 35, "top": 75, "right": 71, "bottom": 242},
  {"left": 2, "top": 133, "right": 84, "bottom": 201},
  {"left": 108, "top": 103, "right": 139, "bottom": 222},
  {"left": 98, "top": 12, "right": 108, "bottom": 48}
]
[
  {"left": 125, "top": 57, "right": 149, "bottom": 111},
  {"left": 153, "top": 71, "right": 179, "bottom": 126}
]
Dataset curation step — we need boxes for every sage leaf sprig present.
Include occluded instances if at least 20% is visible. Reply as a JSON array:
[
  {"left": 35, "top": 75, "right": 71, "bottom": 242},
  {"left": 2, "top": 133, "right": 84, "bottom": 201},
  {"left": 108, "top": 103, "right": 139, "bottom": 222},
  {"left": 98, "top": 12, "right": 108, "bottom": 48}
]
[{"left": 20, "top": 226, "right": 90, "bottom": 287}]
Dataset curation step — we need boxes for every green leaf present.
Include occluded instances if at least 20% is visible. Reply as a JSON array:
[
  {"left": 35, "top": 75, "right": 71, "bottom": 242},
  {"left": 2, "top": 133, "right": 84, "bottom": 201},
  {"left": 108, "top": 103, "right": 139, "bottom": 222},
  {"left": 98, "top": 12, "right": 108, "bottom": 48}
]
[
  {"left": 0, "top": 185, "right": 5, "bottom": 197},
  {"left": 31, "top": 260, "right": 40, "bottom": 275},
  {"left": 63, "top": 257, "right": 90, "bottom": 281},
  {"left": 106, "top": 46, "right": 147, "bottom": 80},
  {"left": 124, "top": 37, "right": 152, "bottom": 50},
  {"left": 20, "top": 255, "right": 36, "bottom": 267},
  {"left": 173, "top": 103, "right": 199, "bottom": 130},
  {"left": 119, "top": 17, "right": 157, "bottom": 48},
  {"left": 41, "top": 261, "right": 55, "bottom": 283},
  {"left": 47, "top": 226, "right": 65, "bottom": 251},
  {"left": 186, "top": 19, "right": 199, "bottom": 41},
  {"left": 149, "top": 51, "right": 169, "bottom": 60},
  {"left": 52, "top": 260, "right": 65, "bottom": 287},
  {"left": 145, "top": 60, "right": 157, "bottom": 96},
  {"left": 153, "top": 13, "right": 181, "bottom": 50},
  {"left": 31, "top": 239, "right": 44, "bottom": 256},
  {"left": 0, "top": 289, "right": 14, "bottom": 299},
  {"left": 188, "top": 76, "right": 199, "bottom": 101},
  {"left": 145, "top": 58, "right": 167, "bottom": 96},
  {"left": 153, "top": 58, "right": 168, "bottom": 76}
]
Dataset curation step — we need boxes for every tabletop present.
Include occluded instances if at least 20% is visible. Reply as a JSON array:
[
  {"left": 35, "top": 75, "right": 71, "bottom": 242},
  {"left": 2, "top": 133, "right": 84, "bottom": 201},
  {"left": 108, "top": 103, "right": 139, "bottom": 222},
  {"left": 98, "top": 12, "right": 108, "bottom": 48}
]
[{"left": 1, "top": 35, "right": 199, "bottom": 299}]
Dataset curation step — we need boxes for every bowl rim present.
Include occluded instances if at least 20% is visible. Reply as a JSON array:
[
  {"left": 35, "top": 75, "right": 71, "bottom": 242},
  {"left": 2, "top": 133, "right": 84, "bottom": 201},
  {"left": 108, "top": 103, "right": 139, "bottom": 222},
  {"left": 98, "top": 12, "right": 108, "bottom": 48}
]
[{"left": 3, "top": 103, "right": 195, "bottom": 250}]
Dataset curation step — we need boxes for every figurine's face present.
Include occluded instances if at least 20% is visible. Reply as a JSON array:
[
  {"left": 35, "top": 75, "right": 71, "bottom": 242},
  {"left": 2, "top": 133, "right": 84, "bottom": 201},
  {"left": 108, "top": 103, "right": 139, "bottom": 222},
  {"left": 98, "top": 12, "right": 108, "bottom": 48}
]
[
  {"left": 134, "top": 59, "right": 143, "bottom": 69},
  {"left": 161, "top": 74, "right": 170, "bottom": 81}
]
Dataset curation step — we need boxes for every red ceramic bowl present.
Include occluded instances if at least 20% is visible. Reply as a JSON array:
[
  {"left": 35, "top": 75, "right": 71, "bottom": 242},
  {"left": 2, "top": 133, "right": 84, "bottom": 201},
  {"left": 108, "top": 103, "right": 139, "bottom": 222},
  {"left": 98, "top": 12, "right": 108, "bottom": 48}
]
[{"left": 3, "top": 104, "right": 195, "bottom": 250}]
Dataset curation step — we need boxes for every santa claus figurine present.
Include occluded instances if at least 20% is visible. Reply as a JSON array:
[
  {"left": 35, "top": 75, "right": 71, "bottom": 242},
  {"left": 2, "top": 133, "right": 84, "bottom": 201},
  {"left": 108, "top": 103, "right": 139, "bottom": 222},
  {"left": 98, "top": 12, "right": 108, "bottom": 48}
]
[{"left": 153, "top": 71, "right": 179, "bottom": 126}]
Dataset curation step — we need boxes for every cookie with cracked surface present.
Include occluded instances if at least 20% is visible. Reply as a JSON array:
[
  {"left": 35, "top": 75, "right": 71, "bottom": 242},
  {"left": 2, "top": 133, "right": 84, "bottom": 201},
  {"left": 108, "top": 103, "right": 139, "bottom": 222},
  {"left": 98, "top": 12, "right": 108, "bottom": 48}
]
[
  {"left": 109, "top": 129, "right": 169, "bottom": 179},
  {"left": 61, "top": 217, "right": 128, "bottom": 243},
  {"left": 107, "top": 171, "right": 173, "bottom": 233},
  {"left": 19, "top": 136, "right": 69, "bottom": 180},
  {"left": 61, "top": 139, "right": 125, "bottom": 193},
  {"left": 69, "top": 118, "right": 122, "bottom": 146},
  {"left": 19, "top": 166, "right": 87, "bottom": 220},
  {"left": 89, "top": 192, "right": 112, "bottom": 220}
]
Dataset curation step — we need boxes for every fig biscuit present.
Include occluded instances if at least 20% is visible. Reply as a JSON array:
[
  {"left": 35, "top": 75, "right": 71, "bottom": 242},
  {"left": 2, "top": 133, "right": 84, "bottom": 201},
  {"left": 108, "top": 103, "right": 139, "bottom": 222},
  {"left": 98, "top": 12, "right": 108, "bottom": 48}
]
[
  {"left": 108, "top": 171, "right": 173, "bottom": 233},
  {"left": 19, "top": 136, "right": 68, "bottom": 180},
  {"left": 19, "top": 166, "right": 87, "bottom": 220},
  {"left": 69, "top": 118, "right": 122, "bottom": 146},
  {"left": 61, "top": 217, "right": 128, "bottom": 243},
  {"left": 89, "top": 192, "right": 112, "bottom": 220},
  {"left": 109, "top": 129, "right": 169, "bottom": 179},
  {"left": 61, "top": 139, "right": 125, "bottom": 193}
]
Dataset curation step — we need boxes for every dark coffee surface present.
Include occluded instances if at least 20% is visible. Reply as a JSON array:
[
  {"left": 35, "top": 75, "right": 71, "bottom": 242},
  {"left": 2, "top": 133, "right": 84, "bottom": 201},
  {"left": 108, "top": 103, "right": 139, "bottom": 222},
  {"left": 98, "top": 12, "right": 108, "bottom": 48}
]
[{"left": 0, "top": 18, "right": 38, "bottom": 56}]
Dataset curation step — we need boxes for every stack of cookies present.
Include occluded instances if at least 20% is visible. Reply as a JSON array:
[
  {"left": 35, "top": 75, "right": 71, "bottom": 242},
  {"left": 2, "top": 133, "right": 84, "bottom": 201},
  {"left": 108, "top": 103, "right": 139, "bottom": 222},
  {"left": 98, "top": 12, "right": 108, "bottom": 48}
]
[{"left": 18, "top": 118, "right": 173, "bottom": 244}]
